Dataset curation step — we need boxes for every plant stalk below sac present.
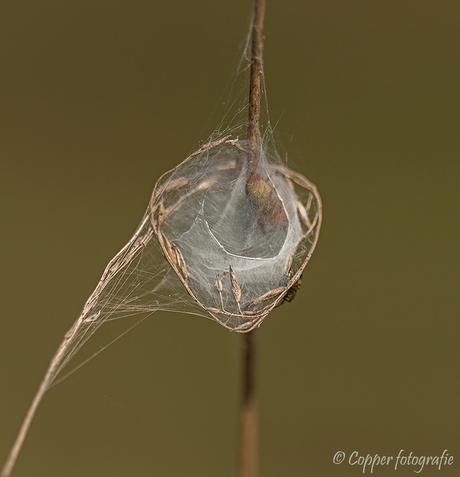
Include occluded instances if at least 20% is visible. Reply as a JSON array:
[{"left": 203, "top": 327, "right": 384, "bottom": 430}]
[{"left": 239, "top": 330, "right": 258, "bottom": 477}]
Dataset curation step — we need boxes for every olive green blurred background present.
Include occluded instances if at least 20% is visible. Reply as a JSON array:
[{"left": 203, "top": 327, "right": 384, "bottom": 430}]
[{"left": 1, "top": 1, "right": 459, "bottom": 476}]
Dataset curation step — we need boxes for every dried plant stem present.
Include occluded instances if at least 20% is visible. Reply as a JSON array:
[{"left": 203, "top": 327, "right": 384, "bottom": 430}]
[
  {"left": 0, "top": 327, "right": 81, "bottom": 477},
  {"left": 1, "top": 385, "right": 46, "bottom": 477},
  {"left": 239, "top": 330, "right": 258, "bottom": 477},
  {"left": 247, "top": 0, "right": 266, "bottom": 171},
  {"left": 238, "top": 1, "right": 265, "bottom": 475},
  {"left": 1, "top": 214, "right": 151, "bottom": 477}
]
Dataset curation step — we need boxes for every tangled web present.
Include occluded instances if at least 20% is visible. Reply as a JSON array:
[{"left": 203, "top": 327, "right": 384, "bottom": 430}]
[
  {"left": 52, "top": 134, "right": 321, "bottom": 383},
  {"left": 44, "top": 38, "right": 322, "bottom": 386},
  {"left": 151, "top": 136, "right": 321, "bottom": 329}
]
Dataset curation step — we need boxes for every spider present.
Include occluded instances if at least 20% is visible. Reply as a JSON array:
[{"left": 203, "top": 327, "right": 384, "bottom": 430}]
[{"left": 277, "top": 270, "right": 302, "bottom": 307}]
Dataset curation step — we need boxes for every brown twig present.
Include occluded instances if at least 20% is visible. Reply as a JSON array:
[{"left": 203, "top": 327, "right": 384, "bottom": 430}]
[
  {"left": 247, "top": 0, "right": 266, "bottom": 172},
  {"left": 239, "top": 2, "right": 265, "bottom": 474},
  {"left": 0, "top": 324, "right": 81, "bottom": 477},
  {"left": 1, "top": 214, "right": 152, "bottom": 477},
  {"left": 239, "top": 330, "right": 258, "bottom": 477}
]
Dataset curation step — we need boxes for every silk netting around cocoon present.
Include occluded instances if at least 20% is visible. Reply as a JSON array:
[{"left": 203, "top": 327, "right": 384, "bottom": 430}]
[
  {"left": 150, "top": 136, "right": 321, "bottom": 331},
  {"left": 46, "top": 134, "right": 320, "bottom": 384}
]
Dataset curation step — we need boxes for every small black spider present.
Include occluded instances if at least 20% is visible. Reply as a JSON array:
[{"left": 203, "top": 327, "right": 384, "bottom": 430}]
[{"left": 277, "top": 270, "right": 302, "bottom": 307}]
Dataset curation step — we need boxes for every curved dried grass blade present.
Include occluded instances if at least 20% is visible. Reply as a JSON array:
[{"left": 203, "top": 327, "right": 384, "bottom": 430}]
[
  {"left": 229, "top": 266, "right": 242, "bottom": 313},
  {"left": 286, "top": 177, "right": 295, "bottom": 193},
  {"left": 250, "top": 287, "right": 285, "bottom": 306},
  {"left": 173, "top": 243, "right": 188, "bottom": 280},
  {"left": 215, "top": 275, "right": 223, "bottom": 293},
  {"left": 207, "top": 307, "right": 223, "bottom": 314},
  {"left": 158, "top": 198, "right": 165, "bottom": 226},
  {"left": 297, "top": 200, "right": 311, "bottom": 228},
  {"left": 162, "top": 234, "right": 176, "bottom": 267}
]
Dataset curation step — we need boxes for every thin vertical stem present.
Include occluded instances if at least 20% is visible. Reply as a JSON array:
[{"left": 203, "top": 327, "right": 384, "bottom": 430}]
[
  {"left": 247, "top": 0, "right": 266, "bottom": 171},
  {"left": 239, "top": 330, "right": 258, "bottom": 477},
  {"left": 239, "top": 1, "right": 265, "bottom": 475}
]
